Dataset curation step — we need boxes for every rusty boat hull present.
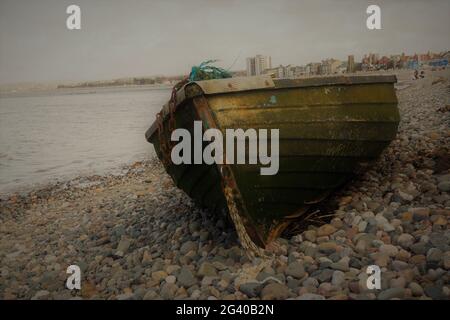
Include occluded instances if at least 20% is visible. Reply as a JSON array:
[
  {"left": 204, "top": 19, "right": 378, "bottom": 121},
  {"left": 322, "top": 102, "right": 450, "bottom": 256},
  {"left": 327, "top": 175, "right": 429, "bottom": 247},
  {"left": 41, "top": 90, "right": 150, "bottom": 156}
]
[{"left": 145, "top": 75, "right": 400, "bottom": 253}]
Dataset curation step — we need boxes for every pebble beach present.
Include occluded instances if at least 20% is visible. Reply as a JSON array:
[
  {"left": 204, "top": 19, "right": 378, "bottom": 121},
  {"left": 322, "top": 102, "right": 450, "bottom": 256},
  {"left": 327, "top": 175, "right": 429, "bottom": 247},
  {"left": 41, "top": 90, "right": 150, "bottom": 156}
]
[{"left": 0, "top": 70, "right": 449, "bottom": 300}]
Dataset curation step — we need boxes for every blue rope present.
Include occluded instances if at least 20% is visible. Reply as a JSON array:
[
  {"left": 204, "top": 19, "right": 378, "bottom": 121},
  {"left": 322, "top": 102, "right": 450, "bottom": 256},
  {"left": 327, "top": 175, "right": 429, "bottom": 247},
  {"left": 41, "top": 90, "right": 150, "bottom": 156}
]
[{"left": 189, "top": 60, "right": 232, "bottom": 81}]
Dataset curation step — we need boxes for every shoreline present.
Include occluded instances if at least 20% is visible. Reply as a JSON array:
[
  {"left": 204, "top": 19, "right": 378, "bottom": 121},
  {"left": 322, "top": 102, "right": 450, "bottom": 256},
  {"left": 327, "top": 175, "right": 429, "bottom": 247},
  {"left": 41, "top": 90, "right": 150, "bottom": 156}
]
[{"left": 0, "top": 157, "right": 156, "bottom": 201}]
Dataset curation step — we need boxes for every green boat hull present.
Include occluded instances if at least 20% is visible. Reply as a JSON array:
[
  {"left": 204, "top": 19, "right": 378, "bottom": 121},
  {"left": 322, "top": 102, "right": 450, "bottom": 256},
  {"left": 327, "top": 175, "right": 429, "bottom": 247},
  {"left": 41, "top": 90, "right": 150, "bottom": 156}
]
[{"left": 146, "top": 75, "right": 399, "bottom": 253}]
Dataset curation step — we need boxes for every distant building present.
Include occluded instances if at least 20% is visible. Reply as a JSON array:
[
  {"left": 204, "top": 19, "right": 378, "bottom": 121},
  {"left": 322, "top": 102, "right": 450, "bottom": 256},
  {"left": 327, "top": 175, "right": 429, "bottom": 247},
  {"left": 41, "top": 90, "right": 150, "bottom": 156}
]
[
  {"left": 255, "top": 55, "right": 272, "bottom": 75},
  {"left": 361, "top": 53, "right": 381, "bottom": 71},
  {"left": 246, "top": 55, "right": 272, "bottom": 76},
  {"left": 306, "top": 62, "right": 321, "bottom": 75},
  {"left": 369, "top": 53, "right": 379, "bottom": 65},
  {"left": 246, "top": 57, "right": 256, "bottom": 77},
  {"left": 441, "top": 51, "right": 450, "bottom": 61},
  {"left": 262, "top": 64, "right": 308, "bottom": 79},
  {"left": 320, "top": 59, "right": 341, "bottom": 75},
  {"left": 377, "top": 56, "right": 391, "bottom": 69},
  {"left": 407, "top": 60, "right": 419, "bottom": 70},
  {"left": 347, "top": 55, "right": 355, "bottom": 73},
  {"left": 262, "top": 67, "right": 278, "bottom": 77},
  {"left": 291, "top": 65, "right": 307, "bottom": 77},
  {"left": 263, "top": 65, "right": 289, "bottom": 78},
  {"left": 248, "top": 50, "right": 445, "bottom": 78},
  {"left": 428, "top": 58, "right": 448, "bottom": 67},
  {"left": 336, "top": 63, "right": 347, "bottom": 74},
  {"left": 276, "top": 65, "right": 288, "bottom": 78},
  {"left": 390, "top": 55, "right": 401, "bottom": 68},
  {"left": 419, "top": 53, "right": 431, "bottom": 62}
]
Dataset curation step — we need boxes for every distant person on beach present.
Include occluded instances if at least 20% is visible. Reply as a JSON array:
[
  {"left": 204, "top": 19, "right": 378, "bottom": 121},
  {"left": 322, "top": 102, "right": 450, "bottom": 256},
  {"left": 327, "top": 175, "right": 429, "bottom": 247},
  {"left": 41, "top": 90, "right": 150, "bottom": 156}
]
[
  {"left": 414, "top": 70, "right": 419, "bottom": 80},
  {"left": 420, "top": 71, "right": 425, "bottom": 78}
]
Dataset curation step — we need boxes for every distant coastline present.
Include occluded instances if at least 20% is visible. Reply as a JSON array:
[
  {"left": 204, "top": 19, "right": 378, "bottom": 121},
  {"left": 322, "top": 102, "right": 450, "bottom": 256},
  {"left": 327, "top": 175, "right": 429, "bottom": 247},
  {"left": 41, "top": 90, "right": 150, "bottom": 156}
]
[
  {"left": 56, "top": 71, "right": 247, "bottom": 89},
  {"left": 56, "top": 76, "right": 184, "bottom": 89}
]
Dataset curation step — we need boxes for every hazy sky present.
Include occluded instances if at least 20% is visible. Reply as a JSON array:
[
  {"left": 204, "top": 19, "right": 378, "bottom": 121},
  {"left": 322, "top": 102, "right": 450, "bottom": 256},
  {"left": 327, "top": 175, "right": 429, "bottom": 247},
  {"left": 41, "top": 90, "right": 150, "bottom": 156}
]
[{"left": 0, "top": 0, "right": 449, "bottom": 84}]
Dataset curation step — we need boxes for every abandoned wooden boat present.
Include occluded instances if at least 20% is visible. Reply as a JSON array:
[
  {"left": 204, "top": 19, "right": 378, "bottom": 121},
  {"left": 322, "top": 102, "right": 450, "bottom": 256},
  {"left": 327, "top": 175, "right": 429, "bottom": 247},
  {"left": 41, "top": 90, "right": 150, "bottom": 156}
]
[{"left": 145, "top": 75, "right": 399, "bottom": 254}]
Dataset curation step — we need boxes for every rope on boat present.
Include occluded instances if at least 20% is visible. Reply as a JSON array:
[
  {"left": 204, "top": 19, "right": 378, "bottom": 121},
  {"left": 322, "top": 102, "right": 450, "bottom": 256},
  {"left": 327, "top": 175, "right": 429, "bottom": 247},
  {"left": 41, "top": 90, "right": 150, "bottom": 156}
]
[{"left": 189, "top": 60, "right": 232, "bottom": 81}]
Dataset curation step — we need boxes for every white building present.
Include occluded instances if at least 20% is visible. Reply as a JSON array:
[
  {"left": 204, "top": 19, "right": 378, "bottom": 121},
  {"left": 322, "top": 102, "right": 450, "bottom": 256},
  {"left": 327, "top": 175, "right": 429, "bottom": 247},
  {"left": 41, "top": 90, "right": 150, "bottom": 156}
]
[
  {"left": 246, "top": 57, "right": 256, "bottom": 76},
  {"left": 262, "top": 64, "right": 307, "bottom": 79},
  {"left": 246, "top": 55, "right": 272, "bottom": 76}
]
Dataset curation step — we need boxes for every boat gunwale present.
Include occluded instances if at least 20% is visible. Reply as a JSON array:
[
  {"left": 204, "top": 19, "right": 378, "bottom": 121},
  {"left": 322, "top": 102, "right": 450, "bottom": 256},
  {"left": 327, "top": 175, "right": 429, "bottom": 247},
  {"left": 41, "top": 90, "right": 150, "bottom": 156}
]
[{"left": 145, "top": 74, "right": 397, "bottom": 141}]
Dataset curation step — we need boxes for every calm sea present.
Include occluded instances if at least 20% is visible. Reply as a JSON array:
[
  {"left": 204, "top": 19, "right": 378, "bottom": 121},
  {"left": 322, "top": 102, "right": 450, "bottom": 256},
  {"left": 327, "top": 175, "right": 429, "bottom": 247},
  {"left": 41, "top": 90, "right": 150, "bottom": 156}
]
[{"left": 0, "top": 86, "right": 170, "bottom": 195}]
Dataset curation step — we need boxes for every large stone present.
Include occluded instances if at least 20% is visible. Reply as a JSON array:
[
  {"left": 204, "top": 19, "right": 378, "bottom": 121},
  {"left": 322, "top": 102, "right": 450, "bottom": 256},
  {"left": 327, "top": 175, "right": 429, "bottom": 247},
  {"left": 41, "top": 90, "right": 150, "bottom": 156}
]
[
  {"left": 424, "top": 285, "right": 446, "bottom": 300},
  {"left": 116, "top": 293, "right": 135, "bottom": 300},
  {"left": 409, "top": 282, "right": 424, "bottom": 297},
  {"left": 143, "top": 290, "right": 158, "bottom": 300},
  {"left": 151, "top": 271, "right": 168, "bottom": 282},
  {"left": 115, "top": 237, "right": 131, "bottom": 257},
  {"left": 31, "top": 290, "right": 50, "bottom": 300},
  {"left": 429, "top": 232, "right": 448, "bottom": 250},
  {"left": 165, "top": 275, "right": 177, "bottom": 284},
  {"left": 315, "top": 269, "right": 334, "bottom": 282},
  {"left": 437, "top": 174, "right": 450, "bottom": 183},
  {"left": 331, "top": 217, "right": 344, "bottom": 228},
  {"left": 141, "top": 250, "right": 152, "bottom": 266},
  {"left": 317, "top": 242, "right": 338, "bottom": 254},
  {"left": 410, "top": 208, "right": 430, "bottom": 222},
  {"left": 180, "top": 241, "right": 197, "bottom": 254},
  {"left": 382, "top": 222, "right": 395, "bottom": 232},
  {"left": 297, "top": 293, "right": 325, "bottom": 300},
  {"left": 177, "top": 267, "right": 197, "bottom": 288},
  {"left": 395, "top": 190, "right": 414, "bottom": 203},
  {"left": 426, "top": 248, "right": 443, "bottom": 263},
  {"left": 377, "top": 288, "right": 405, "bottom": 300},
  {"left": 303, "top": 230, "right": 317, "bottom": 242},
  {"left": 390, "top": 277, "right": 406, "bottom": 289},
  {"left": 379, "top": 244, "right": 399, "bottom": 257},
  {"left": 260, "top": 283, "right": 290, "bottom": 300},
  {"left": 372, "top": 252, "right": 390, "bottom": 267},
  {"left": 318, "top": 257, "right": 332, "bottom": 269},
  {"left": 410, "top": 242, "right": 428, "bottom": 255},
  {"left": 397, "top": 233, "right": 414, "bottom": 248},
  {"left": 197, "top": 262, "right": 217, "bottom": 277},
  {"left": 317, "top": 224, "right": 337, "bottom": 237},
  {"left": 331, "top": 270, "right": 345, "bottom": 287},
  {"left": 285, "top": 262, "right": 306, "bottom": 279},
  {"left": 111, "top": 224, "right": 126, "bottom": 238},
  {"left": 160, "top": 283, "right": 178, "bottom": 299},
  {"left": 400, "top": 211, "right": 413, "bottom": 223},
  {"left": 437, "top": 181, "right": 450, "bottom": 192},
  {"left": 443, "top": 251, "right": 450, "bottom": 270},
  {"left": 166, "top": 265, "right": 181, "bottom": 274},
  {"left": 188, "top": 221, "right": 200, "bottom": 233},
  {"left": 355, "top": 239, "right": 368, "bottom": 254},
  {"left": 374, "top": 214, "right": 389, "bottom": 226},
  {"left": 239, "top": 282, "right": 262, "bottom": 298},
  {"left": 302, "top": 277, "right": 319, "bottom": 288},
  {"left": 409, "top": 254, "right": 426, "bottom": 265},
  {"left": 391, "top": 260, "right": 409, "bottom": 271},
  {"left": 358, "top": 221, "right": 368, "bottom": 232},
  {"left": 330, "top": 256, "right": 350, "bottom": 272}
]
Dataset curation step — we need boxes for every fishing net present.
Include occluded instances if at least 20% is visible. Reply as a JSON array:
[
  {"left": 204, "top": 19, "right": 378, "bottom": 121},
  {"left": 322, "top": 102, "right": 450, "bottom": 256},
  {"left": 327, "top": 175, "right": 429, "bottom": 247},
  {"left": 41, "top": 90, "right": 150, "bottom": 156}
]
[{"left": 189, "top": 60, "right": 232, "bottom": 81}]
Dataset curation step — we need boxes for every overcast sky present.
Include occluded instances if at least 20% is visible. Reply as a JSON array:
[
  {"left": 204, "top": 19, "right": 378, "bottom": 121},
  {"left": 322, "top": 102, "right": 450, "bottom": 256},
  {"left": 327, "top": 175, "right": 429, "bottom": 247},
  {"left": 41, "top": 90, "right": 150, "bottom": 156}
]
[{"left": 0, "top": 0, "right": 449, "bottom": 84}]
